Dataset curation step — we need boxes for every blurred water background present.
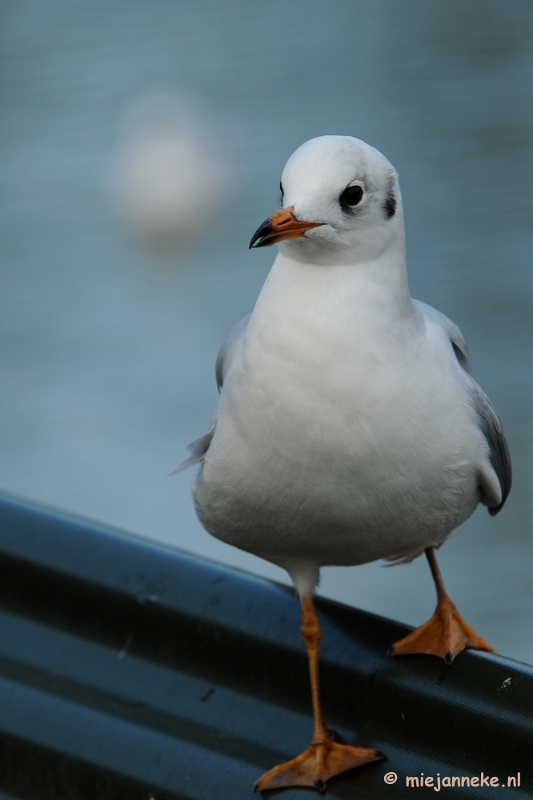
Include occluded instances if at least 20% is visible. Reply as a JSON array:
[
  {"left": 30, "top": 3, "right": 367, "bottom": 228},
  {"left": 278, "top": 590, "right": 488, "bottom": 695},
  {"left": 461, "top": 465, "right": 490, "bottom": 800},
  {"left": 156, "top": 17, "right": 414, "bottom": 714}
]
[{"left": 0, "top": 2, "right": 532, "bottom": 662}]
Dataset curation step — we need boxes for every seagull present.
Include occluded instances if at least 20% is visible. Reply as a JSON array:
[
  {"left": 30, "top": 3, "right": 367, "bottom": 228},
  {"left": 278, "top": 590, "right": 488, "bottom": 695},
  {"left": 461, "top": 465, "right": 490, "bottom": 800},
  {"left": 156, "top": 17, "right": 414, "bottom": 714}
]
[{"left": 176, "top": 135, "right": 512, "bottom": 792}]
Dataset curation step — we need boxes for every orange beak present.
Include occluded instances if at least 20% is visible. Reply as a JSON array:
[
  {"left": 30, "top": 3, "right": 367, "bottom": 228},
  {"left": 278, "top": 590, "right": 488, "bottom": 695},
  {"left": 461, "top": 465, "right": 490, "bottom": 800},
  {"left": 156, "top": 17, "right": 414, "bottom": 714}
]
[{"left": 249, "top": 206, "right": 323, "bottom": 249}]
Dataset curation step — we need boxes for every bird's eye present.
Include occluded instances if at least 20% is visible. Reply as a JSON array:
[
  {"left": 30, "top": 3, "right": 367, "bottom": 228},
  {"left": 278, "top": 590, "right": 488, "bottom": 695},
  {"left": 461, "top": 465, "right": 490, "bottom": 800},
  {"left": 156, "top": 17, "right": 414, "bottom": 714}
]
[
  {"left": 279, "top": 181, "right": 284, "bottom": 204},
  {"left": 340, "top": 185, "right": 363, "bottom": 209}
]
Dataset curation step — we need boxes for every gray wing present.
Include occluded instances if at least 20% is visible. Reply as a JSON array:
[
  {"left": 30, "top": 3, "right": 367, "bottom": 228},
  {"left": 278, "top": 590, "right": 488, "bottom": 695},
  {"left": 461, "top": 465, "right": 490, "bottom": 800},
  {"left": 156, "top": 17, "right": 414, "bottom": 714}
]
[
  {"left": 414, "top": 299, "right": 472, "bottom": 373},
  {"left": 469, "top": 384, "right": 512, "bottom": 515},
  {"left": 173, "top": 314, "right": 250, "bottom": 474},
  {"left": 215, "top": 313, "right": 251, "bottom": 391},
  {"left": 415, "top": 299, "right": 511, "bottom": 514}
]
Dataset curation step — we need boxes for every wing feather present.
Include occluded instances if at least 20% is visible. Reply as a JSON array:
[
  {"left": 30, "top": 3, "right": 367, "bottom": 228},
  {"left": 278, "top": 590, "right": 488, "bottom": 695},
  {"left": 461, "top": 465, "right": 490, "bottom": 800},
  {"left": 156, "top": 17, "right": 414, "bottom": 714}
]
[
  {"left": 215, "top": 313, "right": 251, "bottom": 391},
  {"left": 174, "top": 314, "right": 250, "bottom": 473},
  {"left": 414, "top": 299, "right": 511, "bottom": 514}
]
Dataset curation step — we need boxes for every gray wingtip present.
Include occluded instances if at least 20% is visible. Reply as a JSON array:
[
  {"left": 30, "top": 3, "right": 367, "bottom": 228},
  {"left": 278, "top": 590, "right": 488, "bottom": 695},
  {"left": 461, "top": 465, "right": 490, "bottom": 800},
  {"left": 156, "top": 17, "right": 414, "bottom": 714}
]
[
  {"left": 486, "top": 431, "right": 512, "bottom": 516},
  {"left": 171, "top": 425, "right": 215, "bottom": 476},
  {"left": 169, "top": 454, "right": 203, "bottom": 475}
]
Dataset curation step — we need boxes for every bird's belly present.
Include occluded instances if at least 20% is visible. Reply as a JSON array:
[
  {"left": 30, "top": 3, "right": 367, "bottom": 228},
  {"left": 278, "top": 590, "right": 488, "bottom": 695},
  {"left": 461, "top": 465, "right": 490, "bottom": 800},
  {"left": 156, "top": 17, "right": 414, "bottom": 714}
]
[{"left": 193, "top": 363, "right": 481, "bottom": 568}]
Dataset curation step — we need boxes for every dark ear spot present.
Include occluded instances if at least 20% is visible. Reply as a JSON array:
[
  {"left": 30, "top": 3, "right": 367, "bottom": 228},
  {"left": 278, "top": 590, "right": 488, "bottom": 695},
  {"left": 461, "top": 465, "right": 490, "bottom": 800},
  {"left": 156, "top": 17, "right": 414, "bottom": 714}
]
[
  {"left": 383, "top": 173, "right": 397, "bottom": 219},
  {"left": 383, "top": 191, "right": 396, "bottom": 219}
]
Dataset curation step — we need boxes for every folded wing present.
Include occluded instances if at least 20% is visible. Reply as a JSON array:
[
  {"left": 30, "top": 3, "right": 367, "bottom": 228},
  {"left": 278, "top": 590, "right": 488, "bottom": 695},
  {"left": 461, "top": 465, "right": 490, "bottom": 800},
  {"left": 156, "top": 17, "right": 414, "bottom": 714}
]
[
  {"left": 173, "top": 314, "right": 251, "bottom": 473},
  {"left": 414, "top": 299, "right": 511, "bottom": 514}
]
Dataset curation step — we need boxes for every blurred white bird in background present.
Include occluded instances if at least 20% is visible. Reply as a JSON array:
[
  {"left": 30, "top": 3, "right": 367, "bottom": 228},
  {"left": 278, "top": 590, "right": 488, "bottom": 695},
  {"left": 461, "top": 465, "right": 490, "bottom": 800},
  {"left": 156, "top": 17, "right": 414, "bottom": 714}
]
[{"left": 109, "top": 88, "right": 230, "bottom": 252}]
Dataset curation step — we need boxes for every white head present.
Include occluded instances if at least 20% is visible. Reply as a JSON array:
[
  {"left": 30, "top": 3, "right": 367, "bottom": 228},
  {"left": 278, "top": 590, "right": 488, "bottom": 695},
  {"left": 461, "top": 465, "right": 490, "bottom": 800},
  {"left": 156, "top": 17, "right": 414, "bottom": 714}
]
[{"left": 250, "top": 135, "right": 404, "bottom": 266}]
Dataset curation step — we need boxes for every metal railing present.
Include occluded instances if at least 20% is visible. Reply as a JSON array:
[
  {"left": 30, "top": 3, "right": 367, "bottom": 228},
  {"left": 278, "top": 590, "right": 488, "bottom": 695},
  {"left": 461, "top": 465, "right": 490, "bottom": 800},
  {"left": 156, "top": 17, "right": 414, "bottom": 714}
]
[{"left": 0, "top": 494, "right": 530, "bottom": 799}]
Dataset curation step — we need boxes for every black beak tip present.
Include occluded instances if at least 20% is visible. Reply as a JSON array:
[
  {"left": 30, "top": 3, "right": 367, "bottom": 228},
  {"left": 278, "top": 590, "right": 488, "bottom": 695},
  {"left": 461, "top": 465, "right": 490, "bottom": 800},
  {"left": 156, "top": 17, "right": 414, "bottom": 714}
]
[{"left": 249, "top": 219, "right": 272, "bottom": 249}]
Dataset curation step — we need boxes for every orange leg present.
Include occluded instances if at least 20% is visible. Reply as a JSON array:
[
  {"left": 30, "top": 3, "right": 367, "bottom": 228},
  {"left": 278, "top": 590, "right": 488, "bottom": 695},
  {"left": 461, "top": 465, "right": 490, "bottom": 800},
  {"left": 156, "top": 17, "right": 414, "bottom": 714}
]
[
  {"left": 254, "top": 596, "right": 383, "bottom": 793},
  {"left": 390, "top": 547, "right": 495, "bottom": 665}
]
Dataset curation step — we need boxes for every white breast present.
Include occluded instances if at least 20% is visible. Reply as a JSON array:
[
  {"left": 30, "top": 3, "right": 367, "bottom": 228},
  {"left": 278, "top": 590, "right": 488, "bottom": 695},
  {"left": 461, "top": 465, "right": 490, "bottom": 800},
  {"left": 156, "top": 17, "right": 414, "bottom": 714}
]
[{"left": 193, "top": 252, "right": 486, "bottom": 570}]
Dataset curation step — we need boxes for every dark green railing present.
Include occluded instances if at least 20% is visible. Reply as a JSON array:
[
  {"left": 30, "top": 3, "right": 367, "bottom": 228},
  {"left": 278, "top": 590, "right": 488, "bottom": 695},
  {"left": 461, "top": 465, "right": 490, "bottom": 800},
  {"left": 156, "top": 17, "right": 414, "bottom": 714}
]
[{"left": 0, "top": 494, "right": 530, "bottom": 799}]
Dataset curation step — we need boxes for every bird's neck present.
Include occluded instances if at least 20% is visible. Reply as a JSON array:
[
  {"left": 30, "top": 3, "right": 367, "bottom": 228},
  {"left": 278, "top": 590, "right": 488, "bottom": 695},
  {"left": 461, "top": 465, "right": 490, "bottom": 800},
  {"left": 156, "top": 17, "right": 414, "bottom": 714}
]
[{"left": 250, "top": 242, "right": 415, "bottom": 344}]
